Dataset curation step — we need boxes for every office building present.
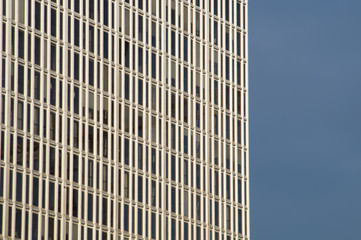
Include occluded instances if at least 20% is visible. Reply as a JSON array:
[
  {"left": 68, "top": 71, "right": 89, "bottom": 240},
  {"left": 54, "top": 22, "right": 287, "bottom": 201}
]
[{"left": 0, "top": 0, "right": 249, "bottom": 239}]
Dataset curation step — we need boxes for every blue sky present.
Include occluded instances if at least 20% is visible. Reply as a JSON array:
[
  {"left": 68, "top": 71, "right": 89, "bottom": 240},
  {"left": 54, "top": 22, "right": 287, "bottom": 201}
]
[{"left": 249, "top": 0, "right": 361, "bottom": 239}]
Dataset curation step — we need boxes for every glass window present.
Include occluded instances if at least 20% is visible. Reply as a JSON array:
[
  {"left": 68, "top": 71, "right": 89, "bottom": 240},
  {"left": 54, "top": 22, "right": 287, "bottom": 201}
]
[
  {"left": 196, "top": 11, "right": 200, "bottom": 37},
  {"left": 125, "top": 9, "right": 130, "bottom": 36},
  {"left": 88, "top": 159, "right": 93, "bottom": 187},
  {"left": 103, "top": 164, "right": 108, "bottom": 191},
  {"left": 171, "top": 0, "right": 175, "bottom": 25},
  {"left": 124, "top": 73, "right": 130, "bottom": 99},
  {"left": 16, "top": 172, "right": 22, "bottom": 202},
  {"left": 73, "top": 154, "right": 79, "bottom": 182},
  {"left": 34, "top": 106, "right": 40, "bottom": 135},
  {"left": 183, "top": 6, "right": 188, "bottom": 32},
  {"left": 138, "top": 111, "right": 143, "bottom": 138},
  {"left": 17, "top": 101, "right": 23, "bottom": 130},
  {"left": 15, "top": 208, "right": 22, "bottom": 238},
  {"left": 171, "top": 187, "right": 176, "bottom": 213},
  {"left": 103, "top": 32, "right": 108, "bottom": 59},
  {"left": 50, "top": 44, "right": 57, "bottom": 71},
  {"left": 89, "top": 26, "right": 94, "bottom": 52},
  {"left": 171, "top": 31, "right": 176, "bottom": 56},
  {"left": 124, "top": 204, "right": 129, "bottom": 231},
  {"left": 124, "top": 106, "right": 130, "bottom": 133},
  {"left": 33, "top": 177, "right": 39, "bottom": 206},
  {"left": 18, "top": 29, "right": 24, "bottom": 59},
  {"left": 34, "top": 36, "right": 41, "bottom": 65},
  {"left": 33, "top": 141, "right": 40, "bottom": 170},
  {"left": 49, "top": 181, "right": 55, "bottom": 210},
  {"left": 184, "top": 129, "right": 188, "bottom": 155},
  {"left": 88, "top": 193, "right": 93, "bottom": 221},
  {"left": 138, "top": 46, "right": 143, "bottom": 73},
  {"left": 51, "top": 9, "right": 56, "bottom": 37},
  {"left": 151, "top": 53, "right": 156, "bottom": 79},
  {"left": 149, "top": 116, "right": 155, "bottom": 143},
  {"left": 151, "top": 212, "right": 156, "bottom": 238},
  {"left": 16, "top": 136, "right": 23, "bottom": 165},
  {"left": 151, "top": 85, "right": 156, "bottom": 110},
  {"left": 35, "top": 2, "right": 41, "bottom": 30},
  {"left": 49, "top": 146, "right": 55, "bottom": 175},
  {"left": 138, "top": 176, "right": 142, "bottom": 202}
]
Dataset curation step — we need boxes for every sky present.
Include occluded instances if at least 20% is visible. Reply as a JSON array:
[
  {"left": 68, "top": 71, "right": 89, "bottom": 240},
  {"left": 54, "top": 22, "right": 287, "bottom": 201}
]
[{"left": 249, "top": 0, "right": 361, "bottom": 239}]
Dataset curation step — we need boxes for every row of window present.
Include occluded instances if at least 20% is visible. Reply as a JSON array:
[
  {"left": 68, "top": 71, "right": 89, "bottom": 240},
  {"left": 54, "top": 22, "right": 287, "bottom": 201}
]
[
  {"left": 6, "top": 101, "right": 244, "bottom": 142},
  {"left": 0, "top": 131, "right": 248, "bottom": 198},
  {"left": 0, "top": 166, "right": 246, "bottom": 220},
  {"left": 0, "top": 202, "right": 248, "bottom": 239},
  {"left": 1, "top": 104, "right": 247, "bottom": 173},
  {"left": 2, "top": 27, "right": 246, "bottom": 94},
  {"left": 5, "top": 0, "right": 246, "bottom": 34}
]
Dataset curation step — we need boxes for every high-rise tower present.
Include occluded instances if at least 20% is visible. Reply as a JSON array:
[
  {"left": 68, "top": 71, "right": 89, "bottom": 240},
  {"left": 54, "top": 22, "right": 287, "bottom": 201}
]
[{"left": 0, "top": 0, "right": 249, "bottom": 239}]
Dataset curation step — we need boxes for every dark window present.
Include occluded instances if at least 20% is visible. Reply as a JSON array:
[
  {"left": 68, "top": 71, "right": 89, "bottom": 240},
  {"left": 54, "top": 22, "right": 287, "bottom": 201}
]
[
  {"left": 89, "top": 0, "right": 94, "bottom": 19},
  {"left": 88, "top": 193, "right": 93, "bottom": 221},
  {"left": 124, "top": 138, "right": 129, "bottom": 165},
  {"left": 16, "top": 172, "right": 22, "bottom": 202},
  {"left": 34, "top": 37, "right": 41, "bottom": 65},
  {"left": 18, "top": 65, "right": 24, "bottom": 95},
  {"left": 35, "top": 2, "right": 41, "bottom": 30},
  {"left": 151, "top": 212, "right": 156, "bottom": 238},
  {"left": 15, "top": 209, "right": 22, "bottom": 238},
  {"left": 103, "top": 0, "right": 108, "bottom": 26},
  {"left": 125, "top": 41, "right": 130, "bottom": 68},
  {"left": 138, "top": 176, "right": 142, "bottom": 202},
  {"left": 171, "top": 0, "right": 175, "bottom": 25},
  {"left": 171, "top": 31, "right": 176, "bottom": 56},
  {"left": 51, "top": 9, "right": 56, "bottom": 37},
  {"left": 18, "top": 29, "right": 24, "bottom": 58},
  {"left": 89, "top": 26, "right": 94, "bottom": 52},
  {"left": 73, "top": 189, "right": 78, "bottom": 217},
  {"left": 51, "top": 44, "right": 56, "bottom": 71},
  {"left": 33, "top": 177, "right": 39, "bottom": 206},
  {"left": 74, "top": 53, "right": 79, "bottom": 80},
  {"left": 124, "top": 73, "right": 129, "bottom": 100},
  {"left": 103, "top": 32, "right": 108, "bottom": 59},
  {"left": 73, "top": 155, "right": 78, "bottom": 182},
  {"left": 89, "top": 59, "right": 94, "bottom": 86},
  {"left": 49, "top": 182, "right": 55, "bottom": 210},
  {"left": 151, "top": 53, "right": 156, "bottom": 79},
  {"left": 124, "top": 204, "right": 129, "bottom": 231},
  {"left": 151, "top": 148, "right": 156, "bottom": 174},
  {"left": 50, "top": 78, "right": 56, "bottom": 106},
  {"left": 49, "top": 146, "right": 55, "bottom": 175}
]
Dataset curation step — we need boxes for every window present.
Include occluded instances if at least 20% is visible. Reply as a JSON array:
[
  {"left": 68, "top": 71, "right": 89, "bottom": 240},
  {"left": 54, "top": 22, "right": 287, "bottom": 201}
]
[
  {"left": 89, "top": 26, "right": 94, "bottom": 52},
  {"left": 171, "top": 31, "right": 176, "bottom": 56},
  {"left": 15, "top": 208, "right": 22, "bottom": 238},
  {"left": 138, "top": 47, "right": 143, "bottom": 73},
  {"left": 125, "top": 9, "right": 130, "bottom": 36},
  {"left": 16, "top": 172, "right": 22, "bottom": 202},
  {"left": 49, "top": 147, "right": 55, "bottom": 176},
  {"left": 34, "top": 37, "right": 41, "bottom": 65},
  {"left": 35, "top": 2, "right": 41, "bottom": 30},
  {"left": 51, "top": 9, "right": 56, "bottom": 37},
  {"left": 34, "top": 106, "right": 40, "bottom": 135},
  {"left": 18, "top": 29, "right": 24, "bottom": 59},
  {"left": 17, "top": 101, "right": 23, "bottom": 130},
  {"left": 88, "top": 159, "right": 93, "bottom": 187},
  {"left": 152, "top": 21, "right": 156, "bottom": 47},
  {"left": 33, "top": 177, "right": 39, "bottom": 206}
]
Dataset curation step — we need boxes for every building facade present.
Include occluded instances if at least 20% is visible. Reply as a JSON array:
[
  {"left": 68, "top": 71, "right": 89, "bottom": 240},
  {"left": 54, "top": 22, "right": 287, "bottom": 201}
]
[{"left": 0, "top": 0, "right": 249, "bottom": 239}]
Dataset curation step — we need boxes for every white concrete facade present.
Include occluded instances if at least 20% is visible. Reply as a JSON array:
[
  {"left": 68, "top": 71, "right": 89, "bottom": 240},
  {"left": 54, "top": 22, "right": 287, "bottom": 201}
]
[{"left": 0, "top": 0, "right": 249, "bottom": 239}]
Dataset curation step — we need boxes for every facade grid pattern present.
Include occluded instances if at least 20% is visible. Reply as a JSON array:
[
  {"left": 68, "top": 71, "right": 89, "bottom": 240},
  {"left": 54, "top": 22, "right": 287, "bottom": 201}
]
[{"left": 0, "top": 0, "right": 249, "bottom": 239}]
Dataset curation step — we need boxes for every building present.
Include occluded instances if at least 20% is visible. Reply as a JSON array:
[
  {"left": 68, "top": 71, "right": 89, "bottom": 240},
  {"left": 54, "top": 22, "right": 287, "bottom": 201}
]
[{"left": 0, "top": 0, "right": 249, "bottom": 239}]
